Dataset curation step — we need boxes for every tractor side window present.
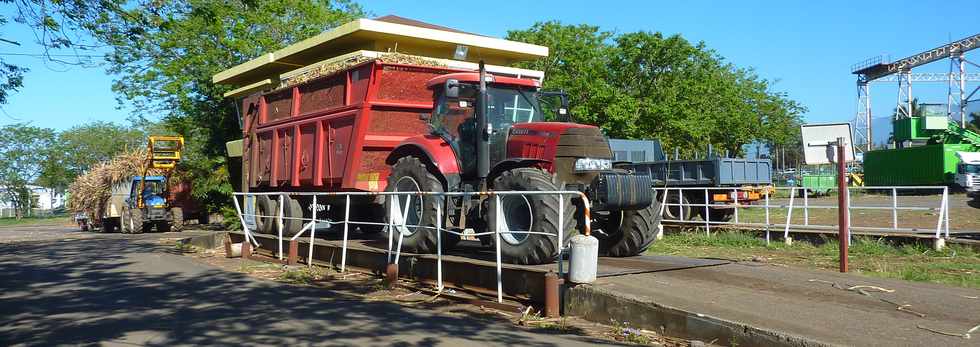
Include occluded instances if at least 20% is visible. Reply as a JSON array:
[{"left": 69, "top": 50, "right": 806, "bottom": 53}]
[{"left": 431, "top": 89, "right": 478, "bottom": 175}]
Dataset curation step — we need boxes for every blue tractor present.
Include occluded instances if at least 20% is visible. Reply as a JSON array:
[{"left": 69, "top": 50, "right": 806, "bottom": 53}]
[{"left": 118, "top": 175, "right": 184, "bottom": 233}]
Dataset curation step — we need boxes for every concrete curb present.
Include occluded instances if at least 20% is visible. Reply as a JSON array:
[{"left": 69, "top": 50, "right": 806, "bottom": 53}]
[
  {"left": 564, "top": 284, "right": 837, "bottom": 347},
  {"left": 179, "top": 232, "right": 227, "bottom": 250}
]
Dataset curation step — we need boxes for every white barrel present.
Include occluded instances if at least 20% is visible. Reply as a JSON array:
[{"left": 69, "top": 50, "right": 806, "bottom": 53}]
[{"left": 568, "top": 234, "right": 599, "bottom": 284}]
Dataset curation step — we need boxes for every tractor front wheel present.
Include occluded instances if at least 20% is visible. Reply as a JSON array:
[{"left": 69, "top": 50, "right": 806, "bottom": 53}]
[
  {"left": 490, "top": 168, "right": 575, "bottom": 265},
  {"left": 596, "top": 196, "right": 662, "bottom": 257}
]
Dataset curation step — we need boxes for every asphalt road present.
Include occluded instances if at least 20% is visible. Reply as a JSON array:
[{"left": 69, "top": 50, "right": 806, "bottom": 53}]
[{"left": 0, "top": 224, "right": 618, "bottom": 346}]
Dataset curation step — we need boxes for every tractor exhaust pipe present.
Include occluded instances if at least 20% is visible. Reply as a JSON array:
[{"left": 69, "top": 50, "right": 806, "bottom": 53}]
[{"left": 477, "top": 60, "right": 491, "bottom": 184}]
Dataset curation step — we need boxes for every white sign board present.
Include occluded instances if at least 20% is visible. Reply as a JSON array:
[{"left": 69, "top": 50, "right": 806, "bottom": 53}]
[{"left": 800, "top": 123, "right": 855, "bottom": 165}]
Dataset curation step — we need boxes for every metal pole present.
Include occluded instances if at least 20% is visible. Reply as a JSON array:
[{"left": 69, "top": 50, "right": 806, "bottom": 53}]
[
  {"left": 944, "top": 187, "right": 950, "bottom": 238},
  {"left": 732, "top": 188, "right": 739, "bottom": 224},
  {"left": 836, "top": 138, "right": 849, "bottom": 273},
  {"left": 436, "top": 196, "right": 443, "bottom": 291},
  {"left": 308, "top": 194, "right": 317, "bottom": 266},
  {"left": 278, "top": 193, "right": 285, "bottom": 260},
  {"left": 557, "top": 195, "right": 564, "bottom": 278},
  {"left": 935, "top": 187, "right": 948, "bottom": 239},
  {"left": 764, "top": 189, "right": 771, "bottom": 244},
  {"left": 704, "top": 189, "right": 710, "bottom": 235},
  {"left": 341, "top": 195, "right": 350, "bottom": 272},
  {"left": 783, "top": 188, "right": 795, "bottom": 240},
  {"left": 494, "top": 195, "right": 504, "bottom": 303},
  {"left": 803, "top": 188, "right": 809, "bottom": 226},
  {"left": 891, "top": 188, "right": 898, "bottom": 230},
  {"left": 387, "top": 198, "right": 394, "bottom": 263}
]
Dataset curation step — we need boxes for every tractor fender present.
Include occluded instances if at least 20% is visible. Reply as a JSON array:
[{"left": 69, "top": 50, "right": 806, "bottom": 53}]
[
  {"left": 488, "top": 158, "right": 553, "bottom": 182},
  {"left": 387, "top": 135, "right": 461, "bottom": 189}
]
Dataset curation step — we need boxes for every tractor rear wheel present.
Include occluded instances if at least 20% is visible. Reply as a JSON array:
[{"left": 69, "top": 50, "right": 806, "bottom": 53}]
[
  {"left": 386, "top": 156, "right": 460, "bottom": 253},
  {"left": 490, "top": 168, "right": 575, "bottom": 265},
  {"left": 596, "top": 196, "right": 662, "bottom": 257},
  {"left": 122, "top": 208, "right": 149, "bottom": 233}
]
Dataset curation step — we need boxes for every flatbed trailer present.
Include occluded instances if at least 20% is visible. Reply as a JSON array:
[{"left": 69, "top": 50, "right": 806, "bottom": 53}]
[{"left": 610, "top": 139, "right": 772, "bottom": 221}]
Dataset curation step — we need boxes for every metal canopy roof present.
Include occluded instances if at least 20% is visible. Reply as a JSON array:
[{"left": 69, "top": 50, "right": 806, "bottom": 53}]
[{"left": 213, "top": 17, "right": 549, "bottom": 87}]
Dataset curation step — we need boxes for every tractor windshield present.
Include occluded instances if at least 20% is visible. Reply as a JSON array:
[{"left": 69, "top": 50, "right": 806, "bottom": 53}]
[{"left": 486, "top": 86, "right": 543, "bottom": 128}]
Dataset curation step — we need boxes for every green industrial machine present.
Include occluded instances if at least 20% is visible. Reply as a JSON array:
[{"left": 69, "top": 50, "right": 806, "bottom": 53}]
[{"left": 864, "top": 104, "right": 980, "bottom": 186}]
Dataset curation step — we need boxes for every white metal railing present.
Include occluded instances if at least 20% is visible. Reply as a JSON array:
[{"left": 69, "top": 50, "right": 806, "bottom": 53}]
[
  {"left": 654, "top": 186, "right": 951, "bottom": 242},
  {"left": 231, "top": 190, "right": 591, "bottom": 303}
]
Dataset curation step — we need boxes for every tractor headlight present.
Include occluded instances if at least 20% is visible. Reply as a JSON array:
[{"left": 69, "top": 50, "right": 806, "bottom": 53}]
[{"left": 574, "top": 158, "right": 612, "bottom": 172}]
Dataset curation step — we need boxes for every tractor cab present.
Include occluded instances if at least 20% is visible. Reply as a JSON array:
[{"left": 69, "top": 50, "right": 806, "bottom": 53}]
[{"left": 128, "top": 176, "right": 168, "bottom": 209}]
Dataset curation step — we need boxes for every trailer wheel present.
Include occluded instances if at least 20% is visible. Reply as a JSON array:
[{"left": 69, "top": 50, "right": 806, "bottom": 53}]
[
  {"left": 698, "top": 207, "right": 734, "bottom": 222},
  {"left": 254, "top": 195, "right": 277, "bottom": 234},
  {"left": 490, "top": 168, "right": 575, "bottom": 265},
  {"left": 280, "top": 195, "right": 304, "bottom": 236},
  {"left": 663, "top": 191, "right": 692, "bottom": 221},
  {"left": 597, "top": 193, "right": 663, "bottom": 257},
  {"left": 387, "top": 156, "right": 460, "bottom": 253}
]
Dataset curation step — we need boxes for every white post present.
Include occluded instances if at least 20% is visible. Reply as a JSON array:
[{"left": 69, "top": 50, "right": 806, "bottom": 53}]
[
  {"left": 387, "top": 197, "right": 395, "bottom": 263},
  {"left": 341, "top": 195, "right": 350, "bottom": 273},
  {"left": 436, "top": 196, "right": 443, "bottom": 291},
  {"left": 232, "top": 194, "right": 257, "bottom": 247},
  {"left": 308, "top": 194, "right": 317, "bottom": 266},
  {"left": 557, "top": 195, "right": 564, "bottom": 277},
  {"left": 278, "top": 193, "right": 285, "bottom": 260},
  {"left": 935, "top": 187, "right": 948, "bottom": 239},
  {"left": 494, "top": 195, "right": 504, "bottom": 304},
  {"left": 732, "top": 188, "right": 739, "bottom": 224},
  {"left": 891, "top": 188, "right": 898, "bottom": 230},
  {"left": 783, "top": 188, "right": 795, "bottom": 245},
  {"left": 704, "top": 189, "right": 710, "bottom": 235},
  {"left": 765, "top": 191, "right": 771, "bottom": 244},
  {"left": 803, "top": 188, "right": 809, "bottom": 226},
  {"left": 944, "top": 187, "right": 950, "bottom": 238}
]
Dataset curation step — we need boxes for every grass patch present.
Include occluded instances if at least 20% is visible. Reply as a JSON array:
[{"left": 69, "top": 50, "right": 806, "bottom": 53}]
[
  {"left": 276, "top": 266, "right": 328, "bottom": 285},
  {"left": 647, "top": 231, "right": 980, "bottom": 289},
  {"left": 0, "top": 216, "right": 68, "bottom": 227}
]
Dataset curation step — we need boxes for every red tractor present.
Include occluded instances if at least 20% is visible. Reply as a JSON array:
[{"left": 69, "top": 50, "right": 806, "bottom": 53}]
[{"left": 236, "top": 60, "right": 659, "bottom": 265}]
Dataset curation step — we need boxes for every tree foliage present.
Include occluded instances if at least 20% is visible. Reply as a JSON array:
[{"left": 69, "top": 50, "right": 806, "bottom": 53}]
[
  {"left": 38, "top": 121, "right": 146, "bottom": 192},
  {"left": 40, "top": 0, "right": 365, "bottom": 212},
  {"left": 0, "top": 123, "right": 56, "bottom": 218},
  {"left": 507, "top": 22, "right": 806, "bottom": 157}
]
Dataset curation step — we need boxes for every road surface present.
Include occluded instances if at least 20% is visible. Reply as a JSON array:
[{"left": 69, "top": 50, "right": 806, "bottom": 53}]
[{"left": 0, "top": 224, "right": 621, "bottom": 346}]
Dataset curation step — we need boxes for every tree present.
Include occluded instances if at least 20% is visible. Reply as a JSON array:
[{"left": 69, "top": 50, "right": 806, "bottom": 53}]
[
  {"left": 0, "top": 123, "right": 56, "bottom": 218},
  {"left": 507, "top": 22, "right": 806, "bottom": 158},
  {"left": 37, "top": 121, "right": 146, "bottom": 192},
  {"left": 44, "top": 1, "right": 365, "bottom": 213}
]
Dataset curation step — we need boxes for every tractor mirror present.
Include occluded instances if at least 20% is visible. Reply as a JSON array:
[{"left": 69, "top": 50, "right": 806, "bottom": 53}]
[{"left": 445, "top": 79, "right": 460, "bottom": 98}]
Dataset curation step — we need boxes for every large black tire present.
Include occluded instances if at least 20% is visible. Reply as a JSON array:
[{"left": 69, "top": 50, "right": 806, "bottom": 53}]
[
  {"left": 101, "top": 217, "right": 118, "bottom": 233},
  {"left": 170, "top": 207, "right": 185, "bottom": 232},
  {"left": 254, "top": 195, "right": 277, "bottom": 234},
  {"left": 663, "top": 191, "right": 692, "bottom": 221},
  {"left": 281, "top": 195, "right": 304, "bottom": 236},
  {"left": 597, "top": 196, "right": 663, "bottom": 257},
  {"left": 387, "top": 156, "right": 460, "bottom": 253},
  {"left": 490, "top": 168, "right": 575, "bottom": 265},
  {"left": 122, "top": 208, "right": 150, "bottom": 234}
]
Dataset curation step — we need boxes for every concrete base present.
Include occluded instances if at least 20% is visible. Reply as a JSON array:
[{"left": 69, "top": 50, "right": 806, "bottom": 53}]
[
  {"left": 565, "top": 285, "right": 823, "bottom": 347},
  {"left": 784, "top": 236, "right": 793, "bottom": 246},
  {"left": 933, "top": 237, "right": 946, "bottom": 251}
]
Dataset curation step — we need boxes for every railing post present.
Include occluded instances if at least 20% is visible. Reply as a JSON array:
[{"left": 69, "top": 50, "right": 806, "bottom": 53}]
[
  {"left": 803, "top": 188, "right": 809, "bottom": 226},
  {"left": 278, "top": 193, "right": 285, "bottom": 260},
  {"left": 436, "top": 196, "right": 443, "bottom": 291},
  {"left": 494, "top": 194, "right": 504, "bottom": 304},
  {"left": 557, "top": 195, "right": 564, "bottom": 277},
  {"left": 704, "top": 189, "right": 710, "bottom": 235},
  {"left": 732, "top": 187, "right": 739, "bottom": 224},
  {"left": 784, "top": 188, "right": 795, "bottom": 245},
  {"left": 891, "top": 188, "right": 898, "bottom": 230},
  {"left": 341, "top": 195, "right": 350, "bottom": 273},
  {"left": 764, "top": 189, "right": 771, "bottom": 244},
  {"left": 308, "top": 194, "right": 317, "bottom": 266}
]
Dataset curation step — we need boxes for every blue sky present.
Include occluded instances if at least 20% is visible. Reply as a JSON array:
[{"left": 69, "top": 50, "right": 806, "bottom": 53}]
[{"left": 1, "top": 0, "right": 977, "bottom": 142}]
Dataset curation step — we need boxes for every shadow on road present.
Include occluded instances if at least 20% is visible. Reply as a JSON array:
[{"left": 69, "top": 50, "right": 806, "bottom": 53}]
[{"left": 0, "top": 236, "right": 610, "bottom": 346}]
